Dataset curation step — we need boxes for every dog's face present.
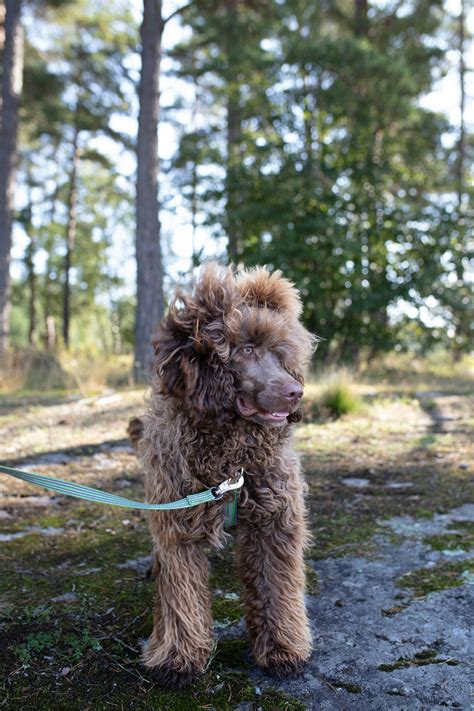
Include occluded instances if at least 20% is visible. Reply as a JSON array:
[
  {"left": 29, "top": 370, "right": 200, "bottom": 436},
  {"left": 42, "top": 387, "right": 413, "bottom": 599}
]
[
  {"left": 230, "top": 310, "right": 305, "bottom": 427},
  {"left": 153, "top": 264, "right": 316, "bottom": 427}
]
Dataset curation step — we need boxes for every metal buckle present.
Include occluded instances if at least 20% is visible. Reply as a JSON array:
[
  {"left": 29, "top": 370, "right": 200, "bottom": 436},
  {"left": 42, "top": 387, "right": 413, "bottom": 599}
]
[{"left": 211, "top": 467, "right": 245, "bottom": 500}]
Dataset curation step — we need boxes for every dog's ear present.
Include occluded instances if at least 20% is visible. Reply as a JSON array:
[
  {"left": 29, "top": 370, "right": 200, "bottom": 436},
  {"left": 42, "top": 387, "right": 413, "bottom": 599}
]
[
  {"left": 153, "top": 302, "right": 235, "bottom": 424},
  {"left": 236, "top": 267, "right": 303, "bottom": 320},
  {"left": 152, "top": 305, "right": 190, "bottom": 399},
  {"left": 181, "top": 348, "right": 235, "bottom": 424}
]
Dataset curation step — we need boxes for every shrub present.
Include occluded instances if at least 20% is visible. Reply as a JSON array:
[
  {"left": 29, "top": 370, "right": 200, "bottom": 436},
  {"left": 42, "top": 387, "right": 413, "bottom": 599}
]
[
  {"left": 319, "top": 370, "right": 361, "bottom": 418},
  {"left": 0, "top": 349, "right": 73, "bottom": 392}
]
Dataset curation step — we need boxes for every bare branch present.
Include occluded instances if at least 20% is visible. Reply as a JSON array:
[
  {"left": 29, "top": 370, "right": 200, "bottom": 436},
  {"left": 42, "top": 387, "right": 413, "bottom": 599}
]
[{"left": 163, "top": 1, "right": 194, "bottom": 26}]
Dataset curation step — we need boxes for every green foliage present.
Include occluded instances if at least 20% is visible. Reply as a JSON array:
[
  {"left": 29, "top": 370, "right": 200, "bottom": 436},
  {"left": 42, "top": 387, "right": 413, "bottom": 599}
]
[
  {"left": 11, "top": 0, "right": 136, "bottom": 352},
  {"left": 170, "top": 0, "right": 472, "bottom": 361},
  {"left": 6, "top": 0, "right": 474, "bottom": 362}
]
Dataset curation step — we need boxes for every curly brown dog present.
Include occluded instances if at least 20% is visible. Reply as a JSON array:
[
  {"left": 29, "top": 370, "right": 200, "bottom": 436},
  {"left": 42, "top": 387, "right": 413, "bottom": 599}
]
[{"left": 129, "top": 263, "right": 316, "bottom": 689}]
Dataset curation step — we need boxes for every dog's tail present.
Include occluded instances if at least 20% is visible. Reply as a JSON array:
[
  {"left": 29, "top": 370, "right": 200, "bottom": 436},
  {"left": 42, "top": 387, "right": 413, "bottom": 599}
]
[{"left": 127, "top": 416, "right": 144, "bottom": 451}]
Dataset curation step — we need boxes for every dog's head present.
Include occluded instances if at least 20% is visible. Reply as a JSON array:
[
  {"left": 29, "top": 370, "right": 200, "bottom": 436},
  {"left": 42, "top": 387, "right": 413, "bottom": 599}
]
[{"left": 153, "top": 263, "right": 317, "bottom": 427}]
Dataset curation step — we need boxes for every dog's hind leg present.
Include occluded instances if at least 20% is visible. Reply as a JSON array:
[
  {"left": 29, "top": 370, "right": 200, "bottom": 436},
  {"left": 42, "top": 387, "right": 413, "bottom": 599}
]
[
  {"left": 236, "top": 479, "right": 312, "bottom": 677},
  {"left": 142, "top": 542, "right": 213, "bottom": 689}
]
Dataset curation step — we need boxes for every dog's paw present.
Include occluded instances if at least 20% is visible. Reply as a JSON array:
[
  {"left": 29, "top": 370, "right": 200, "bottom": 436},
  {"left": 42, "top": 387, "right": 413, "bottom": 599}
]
[
  {"left": 260, "top": 651, "right": 310, "bottom": 678},
  {"left": 149, "top": 663, "right": 199, "bottom": 689}
]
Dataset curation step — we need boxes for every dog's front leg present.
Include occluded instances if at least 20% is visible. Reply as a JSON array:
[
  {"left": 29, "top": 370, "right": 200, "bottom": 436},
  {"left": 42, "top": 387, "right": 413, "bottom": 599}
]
[
  {"left": 236, "top": 489, "right": 311, "bottom": 676},
  {"left": 142, "top": 541, "right": 213, "bottom": 689}
]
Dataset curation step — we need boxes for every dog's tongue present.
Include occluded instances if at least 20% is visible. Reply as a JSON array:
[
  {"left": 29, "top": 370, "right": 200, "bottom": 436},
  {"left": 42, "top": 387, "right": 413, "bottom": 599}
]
[
  {"left": 261, "top": 410, "right": 289, "bottom": 420},
  {"left": 237, "top": 396, "right": 289, "bottom": 421}
]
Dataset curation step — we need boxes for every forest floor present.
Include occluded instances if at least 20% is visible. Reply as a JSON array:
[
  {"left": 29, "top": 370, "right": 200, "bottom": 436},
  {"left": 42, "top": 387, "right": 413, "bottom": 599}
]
[{"left": 0, "top": 366, "right": 473, "bottom": 710}]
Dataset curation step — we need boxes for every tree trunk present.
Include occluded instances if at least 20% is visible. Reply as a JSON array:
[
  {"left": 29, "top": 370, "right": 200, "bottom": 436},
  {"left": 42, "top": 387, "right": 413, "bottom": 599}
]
[
  {"left": 190, "top": 72, "right": 199, "bottom": 271},
  {"left": 457, "top": 0, "right": 465, "bottom": 213},
  {"left": 0, "top": 0, "right": 23, "bottom": 356},
  {"left": 25, "top": 235, "right": 36, "bottom": 345},
  {"left": 45, "top": 315, "right": 56, "bottom": 350},
  {"left": 226, "top": 92, "right": 242, "bottom": 262},
  {"left": 354, "top": 0, "right": 368, "bottom": 37},
  {"left": 135, "top": 0, "right": 165, "bottom": 381},
  {"left": 0, "top": 4, "right": 6, "bottom": 55},
  {"left": 23, "top": 165, "right": 36, "bottom": 345},
  {"left": 63, "top": 127, "right": 81, "bottom": 348},
  {"left": 225, "top": 0, "right": 242, "bottom": 264},
  {"left": 43, "top": 190, "right": 58, "bottom": 353},
  {"left": 452, "top": 0, "right": 467, "bottom": 364}
]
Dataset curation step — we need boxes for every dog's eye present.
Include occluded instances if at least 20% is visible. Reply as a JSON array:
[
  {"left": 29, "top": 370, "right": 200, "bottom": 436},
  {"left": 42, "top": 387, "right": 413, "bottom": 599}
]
[{"left": 242, "top": 346, "right": 254, "bottom": 355}]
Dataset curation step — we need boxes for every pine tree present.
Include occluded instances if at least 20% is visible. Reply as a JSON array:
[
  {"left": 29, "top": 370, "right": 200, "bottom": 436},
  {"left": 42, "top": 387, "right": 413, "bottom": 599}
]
[
  {"left": 172, "top": 0, "right": 453, "bottom": 361},
  {"left": 11, "top": 1, "right": 136, "bottom": 351},
  {"left": 134, "top": 0, "right": 165, "bottom": 380}
]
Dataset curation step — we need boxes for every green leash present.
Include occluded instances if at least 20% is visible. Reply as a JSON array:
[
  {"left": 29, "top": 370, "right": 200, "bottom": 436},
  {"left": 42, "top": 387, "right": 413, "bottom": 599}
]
[{"left": 0, "top": 464, "right": 244, "bottom": 516}]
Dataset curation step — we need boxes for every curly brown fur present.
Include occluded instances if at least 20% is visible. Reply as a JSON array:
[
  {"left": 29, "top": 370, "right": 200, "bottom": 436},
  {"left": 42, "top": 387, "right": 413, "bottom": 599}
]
[
  {"left": 133, "top": 263, "right": 317, "bottom": 688},
  {"left": 127, "top": 416, "right": 144, "bottom": 451}
]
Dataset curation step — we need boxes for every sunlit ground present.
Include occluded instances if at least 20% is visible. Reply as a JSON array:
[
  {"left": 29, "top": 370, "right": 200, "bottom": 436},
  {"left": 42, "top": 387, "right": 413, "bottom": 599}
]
[{"left": 0, "top": 355, "right": 472, "bottom": 708}]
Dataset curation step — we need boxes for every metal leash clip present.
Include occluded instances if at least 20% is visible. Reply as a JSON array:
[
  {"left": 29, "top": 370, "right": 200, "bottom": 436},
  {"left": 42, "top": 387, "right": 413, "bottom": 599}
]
[{"left": 211, "top": 467, "right": 245, "bottom": 500}]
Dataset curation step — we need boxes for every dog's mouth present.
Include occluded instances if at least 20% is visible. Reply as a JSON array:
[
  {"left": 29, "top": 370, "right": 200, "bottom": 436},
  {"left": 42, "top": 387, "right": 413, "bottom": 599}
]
[{"left": 236, "top": 396, "right": 290, "bottom": 424}]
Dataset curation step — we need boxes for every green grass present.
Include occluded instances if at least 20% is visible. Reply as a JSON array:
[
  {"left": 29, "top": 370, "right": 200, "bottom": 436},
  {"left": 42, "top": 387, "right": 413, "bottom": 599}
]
[{"left": 320, "top": 381, "right": 361, "bottom": 418}]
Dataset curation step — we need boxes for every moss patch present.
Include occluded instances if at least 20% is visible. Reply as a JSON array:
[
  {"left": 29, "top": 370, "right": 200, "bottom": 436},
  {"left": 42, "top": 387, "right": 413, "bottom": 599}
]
[
  {"left": 423, "top": 521, "right": 474, "bottom": 552},
  {"left": 305, "top": 564, "right": 320, "bottom": 595},
  {"left": 0, "top": 497, "right": 309, "bottom": 710},
  {"left": 209, "top": 545, "right": 243, "bottom": 623},
  {"left": 306, "top": 508, "right": 380, "bottom": 560},
  {"left": 326, "top": 679, "right": 362, "bottom": 693},
  {"left": 379, "top": 649, "right": 459, "bottom": 672},
  {"left": 396, "top": 560, "right": 474, "bottom": 598}
]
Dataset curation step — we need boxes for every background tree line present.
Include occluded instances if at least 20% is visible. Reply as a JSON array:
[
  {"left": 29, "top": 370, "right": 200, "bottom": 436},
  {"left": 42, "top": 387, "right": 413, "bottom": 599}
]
[{"left": 0, "top": 0, "right": 472, "bottom": 379}]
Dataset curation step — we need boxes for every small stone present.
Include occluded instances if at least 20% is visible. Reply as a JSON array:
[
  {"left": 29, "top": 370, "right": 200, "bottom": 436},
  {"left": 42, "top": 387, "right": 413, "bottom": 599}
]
[
  {"left": 33, "top": 452, "right": 74, "bottom": 465},
  {"left": 116, "top": 479, "right": 132, "bottom": 488},
  {"left": 459, "top": 463, "right": 469, "bottom": 470},
  {"left": 15, "top": 496, "right": 58, "bottom": 507},
  {"left": 60, "top": 667, "right": 71, "bottom": 676},
  {"left": 342, "top": 478, "right": 370, "bottom": 488},
  {"left": 0, "top": 510, "right": 12, "bottom": 520},
  {"left": 224, "top": 592, "right": 240, "bottom": 601},
  {"left": 34, "top": 526, "right": 65, "bottom": 536},
  {"left": 0, "top": 531, "right": 28, "bottom": 542},
  {"left": 117, "top": 555, "right": 153, "bottom": 572},
  {"left": 92, "top": 455, "right": 115, "bottom": 469},
  {"left": 52, "top": 592, "right": 78, "bottom": 603},
  {"left": 75, "top": 567, "right": 101, "bottom": 576}
]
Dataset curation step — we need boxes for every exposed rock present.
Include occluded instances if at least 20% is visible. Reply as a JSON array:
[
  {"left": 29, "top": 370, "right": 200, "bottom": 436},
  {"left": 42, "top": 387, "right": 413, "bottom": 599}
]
[{"left": 251, "top": 504, "right": 474, "bottom": 709}]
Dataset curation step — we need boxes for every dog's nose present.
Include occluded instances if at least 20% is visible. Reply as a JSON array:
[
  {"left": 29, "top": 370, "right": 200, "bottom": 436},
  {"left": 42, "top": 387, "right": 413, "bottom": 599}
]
[{"left": 281, "top": 382, "right": 303, "bottom": 401}]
